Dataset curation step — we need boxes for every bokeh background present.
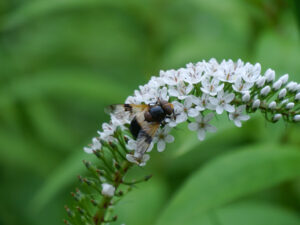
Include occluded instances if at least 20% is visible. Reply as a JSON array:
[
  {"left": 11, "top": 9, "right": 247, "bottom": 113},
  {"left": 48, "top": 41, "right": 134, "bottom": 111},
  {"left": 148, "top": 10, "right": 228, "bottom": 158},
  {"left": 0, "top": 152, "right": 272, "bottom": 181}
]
[{"left": 1, "top": 0, "right": 300, "bottom": 225}]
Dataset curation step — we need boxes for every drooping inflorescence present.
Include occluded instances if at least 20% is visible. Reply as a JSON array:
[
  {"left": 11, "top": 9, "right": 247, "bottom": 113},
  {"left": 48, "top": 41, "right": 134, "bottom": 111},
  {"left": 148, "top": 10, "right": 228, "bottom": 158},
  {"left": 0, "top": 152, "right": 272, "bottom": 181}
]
[
  {"left": 85, "top": 58, "right": 300, "bottom": 166},
  {"left": 66, "top": 59, "right": 299, "bottom": 225}
]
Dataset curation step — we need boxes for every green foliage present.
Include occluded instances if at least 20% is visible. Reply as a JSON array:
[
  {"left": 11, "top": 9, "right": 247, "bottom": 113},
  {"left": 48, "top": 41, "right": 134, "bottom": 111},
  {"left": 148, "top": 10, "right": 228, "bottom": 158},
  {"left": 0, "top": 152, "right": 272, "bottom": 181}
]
[
  {"left": 0, "top": 0, "right": 299, "bottom": 225},
  {"left": 156, "top": 145, "right": 300, "bottom": 225}
]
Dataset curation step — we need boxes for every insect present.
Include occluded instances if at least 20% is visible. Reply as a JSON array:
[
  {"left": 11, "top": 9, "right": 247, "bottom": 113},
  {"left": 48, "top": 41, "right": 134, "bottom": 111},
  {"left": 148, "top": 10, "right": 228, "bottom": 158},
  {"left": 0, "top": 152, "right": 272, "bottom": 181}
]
[{"left": 106, "top": 100, "right": 174, "bottom": 160}]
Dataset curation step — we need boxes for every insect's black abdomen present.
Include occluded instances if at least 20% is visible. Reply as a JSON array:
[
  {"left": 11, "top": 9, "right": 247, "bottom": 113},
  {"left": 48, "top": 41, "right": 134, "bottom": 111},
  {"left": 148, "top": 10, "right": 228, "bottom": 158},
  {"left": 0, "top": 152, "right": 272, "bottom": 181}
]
[
  {"left": 130, "top": 117, "right": 141, "bottom": 138},
  {"left": 149, "top": 106, "right": 165, "bottom": 122}
]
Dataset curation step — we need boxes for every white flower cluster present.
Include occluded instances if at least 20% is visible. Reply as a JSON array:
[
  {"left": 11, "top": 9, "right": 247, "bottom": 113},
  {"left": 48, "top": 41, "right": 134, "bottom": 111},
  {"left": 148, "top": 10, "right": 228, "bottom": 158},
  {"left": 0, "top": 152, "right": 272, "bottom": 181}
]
[{"left": 84, "top": 59, "right": 300, "bottom": 166}]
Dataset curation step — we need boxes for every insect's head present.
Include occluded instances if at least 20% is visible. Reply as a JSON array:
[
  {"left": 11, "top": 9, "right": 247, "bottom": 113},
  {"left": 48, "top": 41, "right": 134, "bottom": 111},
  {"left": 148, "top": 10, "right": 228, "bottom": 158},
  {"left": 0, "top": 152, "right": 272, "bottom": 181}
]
[{"left": 159, "top": 99, "right": 174, "bottom": 115}]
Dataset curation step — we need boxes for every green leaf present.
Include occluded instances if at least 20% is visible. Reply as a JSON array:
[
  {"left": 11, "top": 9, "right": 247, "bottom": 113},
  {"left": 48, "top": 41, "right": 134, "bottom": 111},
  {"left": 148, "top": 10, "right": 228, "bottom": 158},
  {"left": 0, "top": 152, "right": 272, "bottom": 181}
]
[
  {"left": 215, "top": 200, "right": 300, "bottom": 225},
  {"left": 156, "top": 144, "right": 300, "bottom": 225},
  {"left": 112, "top": 178, "right": 169, "bottom": 225},
  {"left": 28, "top": 151, "right": 96, "bottom": 213},
  {"left": 0, "top": 69, "right": 131, "bottom": 108}
]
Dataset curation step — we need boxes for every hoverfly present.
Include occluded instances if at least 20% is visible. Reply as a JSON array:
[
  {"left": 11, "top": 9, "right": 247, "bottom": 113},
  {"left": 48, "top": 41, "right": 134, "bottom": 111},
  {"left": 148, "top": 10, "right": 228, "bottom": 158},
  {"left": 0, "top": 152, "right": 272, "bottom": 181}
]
[{"left": 106, "top": 100, "right": 174, "bottom": 159}]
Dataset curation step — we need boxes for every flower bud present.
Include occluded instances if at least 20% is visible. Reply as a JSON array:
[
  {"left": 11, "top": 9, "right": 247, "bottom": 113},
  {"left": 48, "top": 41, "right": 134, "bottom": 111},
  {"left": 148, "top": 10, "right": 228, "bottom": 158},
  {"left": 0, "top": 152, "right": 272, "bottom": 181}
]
[
  {"left": 268, "top": 101, "right": 277, "bottom": 110},
  {"left": 242, "top": 93, "right": 250, "bottom": 102},
  {"left": 272, "top": 113, "right": 282, "bottom": 122},
  {"left": 260, "top": 86, "right": 271, "bottom": 96},
  {"left": 272, "top": 80, "right": 282, "bottom": 91},
  {"left": 256, "top": 77, "right": 266, "bottom": 88},
  {"left": 279, "top": 74, "right": 289, "bottom": 84},
  {"left": 286, "top": 102, "right": 294, "bottom": 109},
  {"left": 294, "top": 115, "right": 300, "bottom": 122},
  {"left": 252, "top": 99, "right": 261, "bottom": 109},
  {"left": 265, "top": 69, "right": 275, "bottom": 82},
  {"left": 101, "top": 183, "right": 115, "bottom": 197},
  {"left": 295, "top": 92, "right": 300, "bottom": 101},
  {"left": 278, "top": 88, "right": 287, "bottom": 99},
  {"left": 286, "top": 81, "right": 298, "bottom": 92}
]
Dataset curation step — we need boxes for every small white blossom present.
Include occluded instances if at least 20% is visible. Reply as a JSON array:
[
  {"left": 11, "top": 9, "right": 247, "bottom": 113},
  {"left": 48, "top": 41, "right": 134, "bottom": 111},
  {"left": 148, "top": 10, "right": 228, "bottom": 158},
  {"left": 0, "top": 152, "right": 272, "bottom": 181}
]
[
  {"left": 84, "top": 138, "right": 102, "bottom": 154},
  {"left": 160, "top": 69, "right": 181, "bottom": 86},
  {"left": 184, "top": 63, "right": 204, "bottom": 84},
  {"left": 126, "top": 139, "right": 153, "bottom": 152},
  {"left": 229, "top": 105, "right": 250, "bottom": 127},
  {"left": 242, "top": 62, "right": 261, "bottom": 83},
  {"left": 153, "top": 126, "right": 174, "bottom": 152},
  {"left": 188, "top": 113, "right": 216, "bottom": 141},
  {"left": 126, "top": 154, "right": 150, "bottom": 166},
  {"left": 209, "top": 91, "right": 235, "bottom": 114},
  {"left": 101, "top": 183, "right": 115, "bottom": 197},
  {"left": 201, "top": 76, "right": 224, "bottom": 96},
  {"left": 193, "top": 94, "right": 214, "bottom": 111},
  {"left": 168, "top": 81, "right": 193, "bottom": 99},
  {"left": 232, "top": 77, "right": 254, "bottom": 93},
  {"left": 171, "top": 97, "right": 199, "bottom": 126}
]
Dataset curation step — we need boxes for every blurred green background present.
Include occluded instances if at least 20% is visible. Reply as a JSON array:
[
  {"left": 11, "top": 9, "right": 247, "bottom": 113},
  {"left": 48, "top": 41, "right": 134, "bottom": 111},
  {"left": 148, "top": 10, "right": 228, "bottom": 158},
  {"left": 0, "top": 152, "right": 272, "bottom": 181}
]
[{"left": 1, "top": 0, "right": 300, "bottom": 225}]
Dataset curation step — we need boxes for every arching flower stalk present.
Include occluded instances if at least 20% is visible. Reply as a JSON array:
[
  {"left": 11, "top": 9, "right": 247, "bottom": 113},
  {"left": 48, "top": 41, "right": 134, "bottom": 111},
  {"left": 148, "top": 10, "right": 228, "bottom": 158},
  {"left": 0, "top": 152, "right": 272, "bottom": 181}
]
[{"left": 64, "top": 58, "right": 300, "bottom": 225}]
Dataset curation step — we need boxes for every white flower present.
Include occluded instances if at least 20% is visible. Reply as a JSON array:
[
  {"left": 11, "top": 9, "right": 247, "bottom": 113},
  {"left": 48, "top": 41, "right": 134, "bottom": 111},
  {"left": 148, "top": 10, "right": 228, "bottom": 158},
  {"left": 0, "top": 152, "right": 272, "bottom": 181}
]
[
  {"left": 232, "top": 77, "right": 254, "bottom": 93},
  {"left": 242, "top": 62, "right": 261, "bottom": 83},
  {"left": 126, "top": 139, "right": 153, "bottom": 152},
  {"left": 188, "top": 113, "right": 217, "bottom": 141},
  {"left": 193, "top": 94, "right": 215, "bottom": 111},
  {"left": 153, "top": 126, "right": 174, "bottom": 152},
  {"left": 98, "top": 122, "right": 116, "bottom": 142},
  {"left": 171, "top": 97, "right": 199, "bottom": 125},
  {"left": 201, "top": 76, "right": 224, "bottom": 96},
  {"left": 184, "top": 63, "right": 204, "bottom": 84},
  {"left": 168, "top": 81, "right": 193, "bottom": 100},
  {"left": 126, "top": 154, "right": 150, "bottom": 166},
  {"left": 209, "top": 91, "right": 235, "bottom": 114},
  {"left": 229, "top": 105, "right": 250, "bottom": 127},
  {"left": 159, "top": 69, "right": 180, "bottom": 86},
  {"left": 218, "top": 60, "right": 237, "bottom": 83},
  {"left": 101, "top": 183, "right": 115, "bottom": 197},
  {"left": 84, "top": 138, "right": 102, "bottom": 154}
]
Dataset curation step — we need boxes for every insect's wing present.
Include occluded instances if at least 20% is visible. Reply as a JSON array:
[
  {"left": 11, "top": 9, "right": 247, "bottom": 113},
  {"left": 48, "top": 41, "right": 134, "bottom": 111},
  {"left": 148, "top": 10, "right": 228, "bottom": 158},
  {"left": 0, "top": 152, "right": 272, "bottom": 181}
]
[
  {"left": 135, "top": 118, "right": 160, "bottom": 158},
  {"left": 105, "top": 104, "right": 149, "bottom": 120}
]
